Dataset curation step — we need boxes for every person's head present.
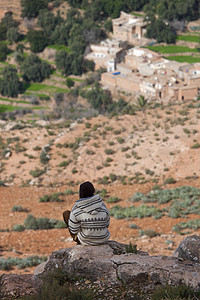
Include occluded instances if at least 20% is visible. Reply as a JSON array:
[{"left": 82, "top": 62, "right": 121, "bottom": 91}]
[{"left": 79, "top": 181, "right": 95, "bottom": 198}]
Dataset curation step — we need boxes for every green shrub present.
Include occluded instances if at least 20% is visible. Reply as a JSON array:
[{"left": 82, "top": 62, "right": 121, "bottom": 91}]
[
  {"left": 12, "top": 206, "right": 28, "bottom": 212},
  {"left": 191, "top": 143, "right": 200, "bottom": 149},
  {"left": 126, "top": 243, "right": 137, "bottom": 254},
  {"left": 152, "top": 284, "right": 200, "bottom": 300},
  {"left": 139, "top": 229, "right": 159, "bottom": 238},
  {"left": 24, "top": 268, "right": 94, "bottom": 300},
  {"left": 164, "top": 177, "right": 176, "bottom": 184},
  {"left": 65, "top": 189, "right": 75, "bottom": 195},
  {"left": 39, "top": 193, "right": 63, "bottom": 203},
  {"left": 0, "top": 256, "right": 47, "bottom": 271},
  {"left": 40, "top": 151, "right": 50, "bottom": 164},
  {"left": 98, "top": 176, "right": 109, "bottom": 185},
  {"left": 98, "top": 188, "right": 108, "bottom": 198},
  {"left": 33, "top": 145, "right": 41, "bottom": 151},
  {"left": 173, "top": 219, "right": 200, "bottom": 233},
  {"left": 129, "top": 223, "right": 139, "bottom": 229},
  {"left": 116, "top": 137, "right": 125, "bottom": 144},
  {"left": 12, "top": 224, "right": 25, "bottom": 232},
  {"left": 109, "top": 204, "right": 163, "bottom": 219},
  {"left": 145, "top": 169, "right": 154, "bottom": 176},
  {"left": 24, "top": 214, "right": 67, "bottom": 230},
  {"left": 106, "top": 196, "right": 121, "bottom": 203},
  {"left": 109, "top": 173, "right": 117, "bottom": 182},
  {"left": 29, "top": 168, "right": 46, "bottom": 178},
  {"left": 105, "top": 149, "right": 115, "bottom": 155},
  {"left": 58, "top": 160, "right": 72, "bottom": 167}
]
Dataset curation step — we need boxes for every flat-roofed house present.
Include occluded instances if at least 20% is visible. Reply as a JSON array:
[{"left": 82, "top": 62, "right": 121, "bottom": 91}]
[
  {"left": 112, "top": 11, "right": 147, "bottom": 44},
  {"left": 85, "top": 39, "right": 126, "bottom": 72}
]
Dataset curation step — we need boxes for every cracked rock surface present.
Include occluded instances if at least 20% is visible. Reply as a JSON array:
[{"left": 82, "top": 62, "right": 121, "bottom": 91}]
[{"left": 34, "top": 240, "right": 200, "bottom": 289}]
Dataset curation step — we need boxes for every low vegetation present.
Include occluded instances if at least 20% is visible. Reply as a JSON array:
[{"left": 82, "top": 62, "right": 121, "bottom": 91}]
[{"left": 0, "top": 256, "right": 47, "bottom": 270}]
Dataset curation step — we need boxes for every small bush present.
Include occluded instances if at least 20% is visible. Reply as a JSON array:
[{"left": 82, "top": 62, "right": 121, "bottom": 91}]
[
  {"left": 0, "top": 256, "right": 47, "bottom": 271},
  {"left": 65, "top": 189, "right": 75, "bottom": 195},
  {"left": 33, "top": 146, "right": 41, "bottom": 151},
  {"left": 109, "top": 173, "right": 117, "bottom": 182},
  {"left": 129, "top": 223, "right": 139, "bottom": 229},
  {"left": 12, "top": 206, "right": 28, "bottom": 212},
  {"left": 24, "top": 214, "right": 67, "bottom": 230},
  {"left": 191, "top": 143, "right": 200, "bottom": 149},
  {"left": 164, "top": 177, "right": 177, "bottom": 184},
  {"left": 39, "top": 193, "right": 63, "bottom": 203},
  {"left": 152, "top": 284, "right": 200, "bottom": 300},
  {"left": 116, "top": 137, "right": 125, "bottom": 144},
  {"left": 139, "top": 229, "right": 159, "bottom": 238},
  {"left": 105, "top": 149, "right": 115, "bottom": 155},
  {"left": 106, "top": 196, "right": 121, "bottom": 203},
  {"left": 29, "top": 168, "right": 46, "bottom": 178},
  {"left": 40, "top": 151, "right": 50, "bottom": 164},
  {"left": 126, "top": 243, "right": 137, "bottom": 253},
  {"left": 58, "top": 160, "right": 72, "bottom": 167},
  {"left": 12, "top": 224, "right": 25, "bottom": 232}
]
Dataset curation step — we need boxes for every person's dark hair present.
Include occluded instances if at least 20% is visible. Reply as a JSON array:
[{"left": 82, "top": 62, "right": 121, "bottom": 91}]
[{"left": 79, "top": 181, "right": 95, "bottom": 198}]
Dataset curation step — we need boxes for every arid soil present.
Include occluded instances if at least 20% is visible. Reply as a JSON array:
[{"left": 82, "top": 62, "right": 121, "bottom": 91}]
[{"left": 0, "top": 102, "right": 200, "bottom": 275}]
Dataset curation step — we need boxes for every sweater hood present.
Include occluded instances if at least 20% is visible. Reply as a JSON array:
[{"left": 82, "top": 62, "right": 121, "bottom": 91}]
[{"left": 75, "top": 194, "right": 103, "bottom": 215}]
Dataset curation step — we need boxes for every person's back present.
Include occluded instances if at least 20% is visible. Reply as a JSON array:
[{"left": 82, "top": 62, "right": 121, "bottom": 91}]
[{"left": 63, "top": 181, "right": 110, "bottom": 245}]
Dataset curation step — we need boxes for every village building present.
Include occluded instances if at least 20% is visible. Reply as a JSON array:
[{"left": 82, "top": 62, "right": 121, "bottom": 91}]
[
  {"left": 112, "top": 11, "right": 148, "bottom": 45},
  {"left": 101, "top": 46, "right": 200, "bottom": 102},
  {"left": 85, "top": 39, "right": 126, "bottom": 72}
]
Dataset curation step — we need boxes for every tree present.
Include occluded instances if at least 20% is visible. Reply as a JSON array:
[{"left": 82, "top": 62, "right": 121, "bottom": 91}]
[
  {"left": 20, "top": 0, "right": 48, "bottom": 19},
  {"left": 21, "top": 54, "right": 51, "bottom": 82},
  {"left": 0, "top": 23, "right": 7, "bottom": 41},
  {"left": 0, "top": 42, "right": 10, "bottom": 61},
  {"left": 66, "top": 78, "right": 75, "bottom": 88},
  {"left": 86, "top": 82, "right": 113, "bottom": 113},
  {"left": 37, "top": 9, "right": 63, "bottom": 39},
  {"left": 6, "top": 27, "right": 20, "bottom": 43},
  {"left": 0, "top": 66, "right": 22, "bottom": 97},
  {"left": 27, "top": 30, "right": 48, "bottom": 53}
]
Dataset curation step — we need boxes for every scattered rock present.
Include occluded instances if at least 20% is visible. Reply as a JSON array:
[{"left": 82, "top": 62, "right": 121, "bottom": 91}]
[
  {"left": 172, "top": 235, "right": 200, "bottom": 263},
  {"left": 0, "top": 274, "right": 42, "bottom": 299}
]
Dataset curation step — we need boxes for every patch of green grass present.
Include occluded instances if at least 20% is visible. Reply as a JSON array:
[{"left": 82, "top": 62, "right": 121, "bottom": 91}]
[
  {"left": 0, "top": 256, "right": 47, "bottom": 270},
  {"left": 26, "top": 83, "right": 69, "bottom": 93},
  {"left": 166, "top": 55, "right": 200, "bottom": 63},
  {"left": 176, "top": 35, "right": 200, "bottom": 43},
  {"left": 109, "top": 204, "right": 163, "bottom": 219},
  {"left": 39, "top": 193, "right": 63, "bottom": 203},
  {"left": 147, "top": 45, "right": 199, "bottom": 54},
  {"left": 131, "top": 12, "right": 144, "bottom": 17},
  {"left": 48, "top": 44, "right": 71, "bottom": 52},
  {"left": 0, "top": 97, "right": 30, "bottom": 104},
  {"left": 172, "top": 219, "right": 200, "bottom": 233},
  {"left": 0, "top": 104, "right": 16, "bottom": 113}
]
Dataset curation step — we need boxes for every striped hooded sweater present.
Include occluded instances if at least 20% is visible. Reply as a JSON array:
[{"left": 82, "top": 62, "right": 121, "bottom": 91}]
[{"left": 68, "top": 194, "right": 110, "bottom": 245}]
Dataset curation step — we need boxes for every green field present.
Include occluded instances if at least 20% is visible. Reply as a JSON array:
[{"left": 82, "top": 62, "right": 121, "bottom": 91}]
[
  {"left": 166, "top": 55, "right": 200, "bottom": 63},
  {"left": 147, "top": 45, "right": 199, "bottom": 54},
  {"left": 0, "top": 103, "right": 47, "bottom": 113},
  {"left": 25, "top": 83, "right": 69, "bottom": 94},
  {"left": 0, "top": 97, "right": 30, "bottom": 104},
  {"left": 177, "top": 35, "right": 200, "bottom": 43}
]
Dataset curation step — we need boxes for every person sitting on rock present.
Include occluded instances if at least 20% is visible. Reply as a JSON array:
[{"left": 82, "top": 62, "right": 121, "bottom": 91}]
[{"left": 63, "top": 181, "right": 110, "bottom": 245}]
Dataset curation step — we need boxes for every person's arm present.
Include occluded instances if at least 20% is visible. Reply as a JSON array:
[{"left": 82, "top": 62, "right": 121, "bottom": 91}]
[{"left": 68, "top": 210, "right": 80, "bottom": 235}]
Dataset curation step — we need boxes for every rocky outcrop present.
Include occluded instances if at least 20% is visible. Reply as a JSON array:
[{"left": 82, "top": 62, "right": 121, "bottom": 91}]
[
  {"left": 1, "top": 239, "right": 200, "bottom": 299},
  {"left": 34, "top": 240, "right": 200, "bottom": 289},
  {"left": 172, "top": 235, "right": 200, "bottom": 263}
]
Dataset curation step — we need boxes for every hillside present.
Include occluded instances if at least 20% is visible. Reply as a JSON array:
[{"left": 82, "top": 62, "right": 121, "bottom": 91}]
[{"left": 1, "top": 101, "right": 200, "bottom": 275}]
